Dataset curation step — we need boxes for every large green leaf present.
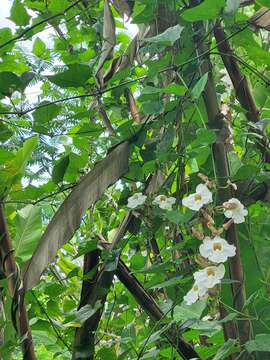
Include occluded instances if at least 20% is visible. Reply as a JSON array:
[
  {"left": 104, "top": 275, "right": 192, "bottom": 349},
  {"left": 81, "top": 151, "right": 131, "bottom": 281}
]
[
  {"left": 245, "top": 334, "right": 270, "bottom": 353},
  {"left": 10, "top": 0, "right": 30, "bottom": 26},
  {"left": 32, "top": 37, "right": 50, "bottom": 60},
  {"left": 191, "top": 128, "right": 217, "bottom": 147},
  {"left": 33, "top": 102, "right": 61, "bottom": 132},
  {"left": 191, "top": 73, "right": 208, "bottom": 100},
  {"left": 182, "top": 0, "right": 225, "bottom": 21},
  {"left": 8, "top": 136, "right": 38, "bottom": 178},
  {"left": 145, "top": 25, "right": 184, "bottom": 46},
  {"left": 47, "top": 64, "right": 92, "bottom": 88},
  {"left": 213, "top": 339, "right": 238, "bottom": 360},
  {"left": 0, "top": 72, "right": 23, "bottom": 96},
  {"left": 14, "top": 205, "right": 42, "bottom": 263},
  {"left": 174, "top": 301, "right": 207, "bottom": 323},
  {"left": 0, "top": 28, "right": 13, "bottom": 54},
  {"left": 0, "top": 122, "right": 13, "bottom": 142},
  {"left": 52, "top": 155, "right": 70, "bottom": 184}
]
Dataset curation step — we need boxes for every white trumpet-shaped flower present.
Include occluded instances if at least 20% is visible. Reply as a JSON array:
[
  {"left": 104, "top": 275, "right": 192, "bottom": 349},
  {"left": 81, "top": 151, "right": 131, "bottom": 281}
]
[
  {"left": 127, "top": 192, "right": 147, "bottom": 209},
  {"left": 193, "top": 264, "right": 225, "bottom": 289},
  {"left": 199, "top": 236, "right": 236, "bottom": 263},
  {"left": 223, "top": 198, "right": 248, "bottom": 224},
  {"left": 183, "top": 283, "right": 208, "bottom": 305},
  {"left": 153, "top": 195, "right": 176, "bottom": 210},
  {"left": 182, "top": 183, "right": 213, "bottom": 211}
]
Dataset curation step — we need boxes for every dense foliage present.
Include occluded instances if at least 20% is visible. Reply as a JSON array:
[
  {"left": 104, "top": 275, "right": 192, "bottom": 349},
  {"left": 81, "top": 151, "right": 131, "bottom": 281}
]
[{"left": 0, "top": 0, "right": 270, "bottom": 359}]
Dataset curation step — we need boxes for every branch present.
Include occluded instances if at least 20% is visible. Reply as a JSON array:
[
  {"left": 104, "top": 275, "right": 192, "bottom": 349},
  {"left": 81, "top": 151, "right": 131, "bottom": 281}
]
[
  {"left": 72, "top": 170, "right": 199, "bottom": 360},
  {"left": 115, "top": 257, "right": 199, "bottom": 359},
  {"left": 97, "top": 99, "right": 116, "bottom": 136},
  {"left": 0, "top": 0, "right": 83, "bottom": 51},
  {"left": 213, "top": 22, "right": 270, "bottom": 162},
  {"left": 72, "top": 249, "right": 101, "bottom": 359},
  {"left": 189, "top": 0, "right": 250, "bottom": 348}
]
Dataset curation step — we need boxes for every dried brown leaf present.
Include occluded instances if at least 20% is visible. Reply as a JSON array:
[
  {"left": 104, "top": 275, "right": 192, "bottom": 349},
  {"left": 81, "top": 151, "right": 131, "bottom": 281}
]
[{"left": 23, "top": 142, "right": 130, "bottom": 290}]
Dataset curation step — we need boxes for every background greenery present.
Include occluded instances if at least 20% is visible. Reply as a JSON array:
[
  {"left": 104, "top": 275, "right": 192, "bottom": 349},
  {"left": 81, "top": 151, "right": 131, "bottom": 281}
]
[{"left": 0, "top": 0, "right": 270, "bottom": 359}]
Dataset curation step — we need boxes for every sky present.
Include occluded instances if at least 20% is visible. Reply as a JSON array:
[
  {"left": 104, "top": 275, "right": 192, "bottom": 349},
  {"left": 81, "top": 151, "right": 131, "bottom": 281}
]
[
  {"left": 0, "top": 0, "right": 138, "bottom": 103},
  {"left": 0, "top": 1, "right": 138, "bottom": 182},
  {"left": 0, "top": 0, "right": 56, "bottom": 103}
]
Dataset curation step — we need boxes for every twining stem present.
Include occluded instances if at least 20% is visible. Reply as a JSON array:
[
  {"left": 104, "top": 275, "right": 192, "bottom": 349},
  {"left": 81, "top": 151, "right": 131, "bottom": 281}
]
[
  {"left": 0, "top": 204, "right": 36, "bottom": 360},
  {"left": 189, "top": 0, "right": 250, "bottom": 348},
  {"left": 213, "top": 22, "right": 270, "bottom": 162}
]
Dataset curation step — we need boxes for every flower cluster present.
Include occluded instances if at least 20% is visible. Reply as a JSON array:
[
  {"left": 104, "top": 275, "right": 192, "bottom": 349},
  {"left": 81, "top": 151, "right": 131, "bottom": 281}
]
[
  {"left": 126, "top": 177, "right": 248, "bottom": 307},
  {"left": 182, "top": 180, "right": 248, "bottom": 305},
  {"left": 127, "top": 193, "right": 176, "bottom": 210}
]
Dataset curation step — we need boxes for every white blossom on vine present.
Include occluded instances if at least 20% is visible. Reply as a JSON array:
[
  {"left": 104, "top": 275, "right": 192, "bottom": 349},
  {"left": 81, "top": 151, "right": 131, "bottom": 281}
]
[
  {"left": 183, "top": 283, "right": 208, "bottom": 305},
  {"left": 193, "top": 264, "right": 225, "bottom": 289},
  {"left": 199, "top": 236, "right": 236, "bottom": 263},
  {"left": 182, "top": 183, "right": 213, "bottom": 211},
  {"left": 153, "top": 195, "right": 176, "bottom": 210},
  {"left": 127, "top": 193, "right": 147, "bottom": 209},
  {"left": 223, "top": 198, "right": 248, "bottom": 224}
]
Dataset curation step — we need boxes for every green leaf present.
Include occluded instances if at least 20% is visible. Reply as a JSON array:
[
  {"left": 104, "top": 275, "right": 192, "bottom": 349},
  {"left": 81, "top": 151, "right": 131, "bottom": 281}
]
[
  {"left": 44, "top": 283, "right": 66, "bottom": 297},
  {"left": 142, "top": 100, "right": 164, "bottom": 115},
  {"left": 97, "top": 347, "right": 117, "bottom": 360},
  {"left": 69, "top": 123, "right": 104, "bottom": 137},
  {"left": 48, "top": 0, "right": 70, "bottom": 13},
  {"left": 191, "top": 320, "right": 221, "bottom": 337},
  {"left": 148, "top": 275, "right": 183, "bottom": 289},
  {"left": 132, "top": 1, "right": 156, "bottom": 24},
  {"left": 52, "top": 155, "right": 70, "bottom": 184},
  {"left": 0, "top": 149, "right": 14, "bottom": 162},
  {"left": 233, "top": 165, "right": 258, "bottom": 181},
  {"left": 20, "top": 71, "right": 36, "bottom": 90},
  {"left": 32, "top": 37, "right": 50, "bottom": 60},
  {"left": 0, "top": 28, "right": 13, "bottom": 54},
  {"left": 0, "top": 122, "right": 13, "bottom": 142},
  {"left": 142, "top": 83, "right": 186, "bottom": 96},
  {"left": 192, "top": 128, "right": 217, "bottom": 147},
  {"left": 10, "top": 0, "right": 30, "bottom": 26},
  {"left": 245, "top": 334, "right": 270, "bottom": 353},
  {"left": 174, "top": 301, "right": 207, "bottom": 323},
  {"left": 63, "top": 303, "right": 101, "bottom": 327},
  {"left": 182, "top": 0, "right": 225, "bottom": 22},
  {"left": 75, "top": 240, "right": 98, "bottom": 258},
  {"left": 0, "top": 72, "right": 23, "bottom": 96},
  {"left": 10, "top": 136, "right": 38, "bottom": 177},
  {"left": 145, "top": 25, "right": 184, "bottom": 46},
  {"left": 191, "top": 73, "right": 208, "bottom": 100},
  {"left": 14, "top": 205, "right": 42, "bottom": 263},
  {"left": 130, "top": 254, "right": 146, "bottom": 270},
  {"left": 213, "top": 339, "right": 238, "bottom": 360},
  {"left": 47, "top": 64, "right": 92, "bottom": 88},
  {"left": 164, "top": 210, "right": 194, "bottom": 225},
  {"left": 33, "top": 102, "right": 61, "bottom": 130},
  {"left": 162, "top": 83, "right": 186, "bottom": 96}
]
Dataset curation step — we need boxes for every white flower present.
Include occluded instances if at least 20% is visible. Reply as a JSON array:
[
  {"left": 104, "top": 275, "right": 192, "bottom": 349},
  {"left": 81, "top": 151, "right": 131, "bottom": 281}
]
[
  {"left": 127, "top": 192, "right": 147, "bottom": 209},
  {"left": 223, "top": 198, "right": 248, "bottom": 224},
  {"left": 153, "top": 195, "right": 176, "bottom": 210},
  {"left": 182, "top": 183, "right": 213, "bottom": 211},
  {"left": 183, "top": 283, "right": 208, "bottom": 305},
  {"left": 199, "top": 236, "right": 236, "bottom": 263},
  {"left": 193, "top": 264, "right": 225, "bottom": 289}
]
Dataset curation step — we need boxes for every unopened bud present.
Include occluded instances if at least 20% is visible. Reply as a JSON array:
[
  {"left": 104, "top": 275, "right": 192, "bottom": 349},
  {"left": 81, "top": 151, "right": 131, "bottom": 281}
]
[
  {"left": 222, "top": 219, "right": 234, "bottom": 231},
  {"left": 195, "top": 254, "right": 210, "bottom": 268},
  {"left": 198, "top": 173, "right": 216, "bottom": 189},
  {"left": 223, "top": 201, "right": 237, "bottom": 210},
  {"left": 226, "top": 180, "right": 237, "bottom": 191},
  {"left": 192, "top": 227, "right": 204, "bottom": 240}
]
